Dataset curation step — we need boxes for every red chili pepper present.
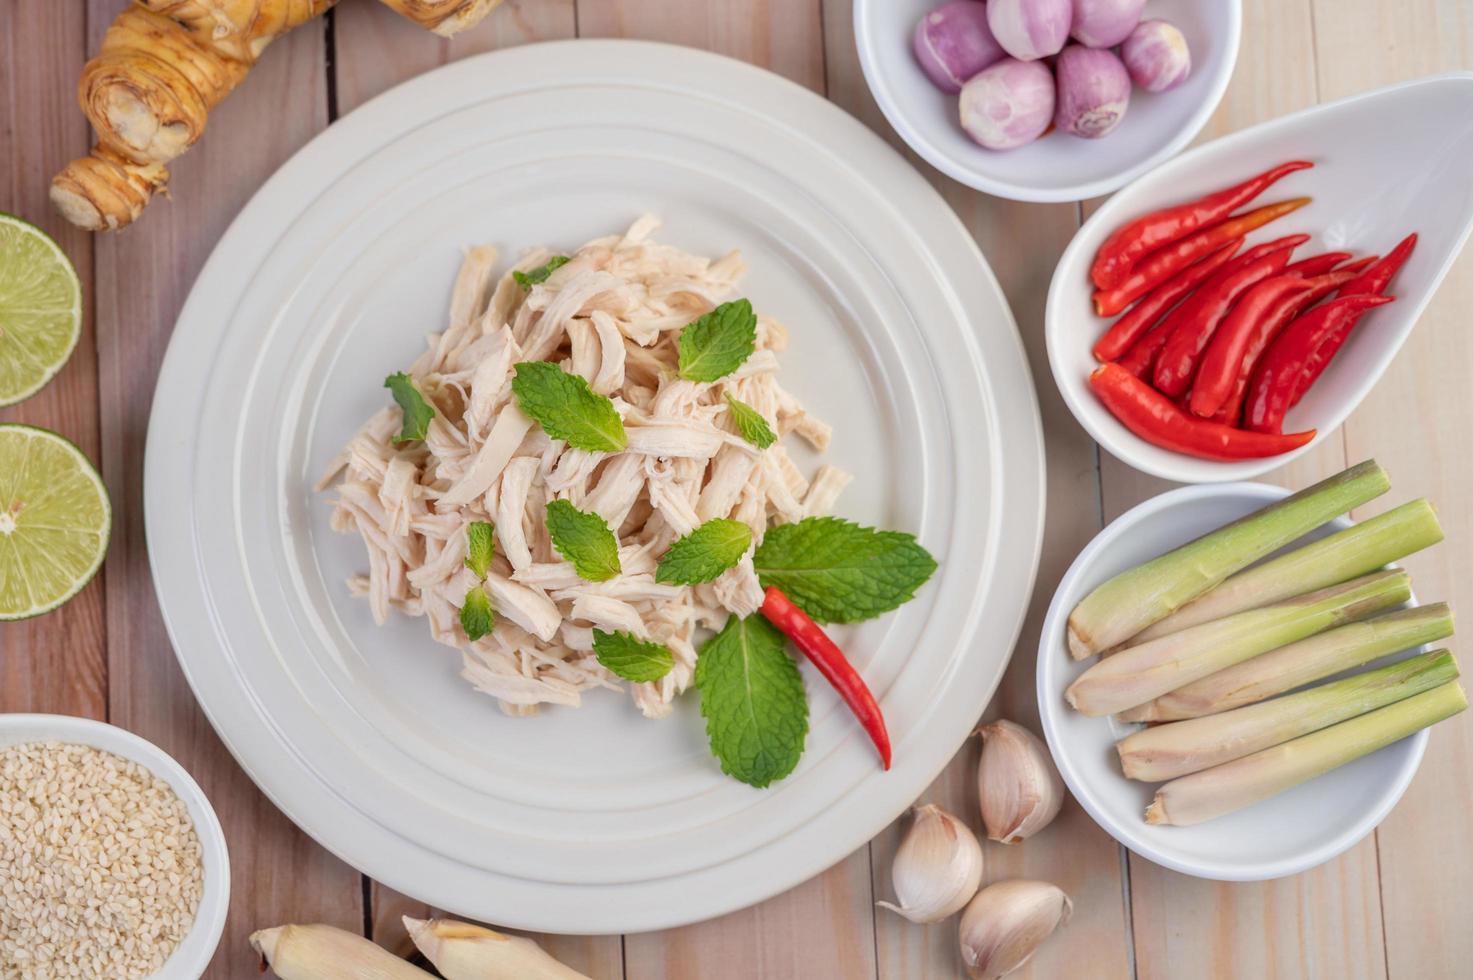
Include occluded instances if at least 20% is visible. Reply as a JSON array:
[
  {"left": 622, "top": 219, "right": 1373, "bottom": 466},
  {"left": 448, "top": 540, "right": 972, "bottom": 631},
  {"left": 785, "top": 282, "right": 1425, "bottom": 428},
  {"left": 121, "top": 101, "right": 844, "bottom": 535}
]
[
  {"left": 1339, "top": 233, "right": 1417, "bottom": 298},
  {"left": 1243, "top": 294, "right": 1396, "bottom": 433},
  {"left": 1090, "top": 363, "right": 1315, "bottom": 460},
  {"left": 1288, "top": 235, "right": 1416, "bottom": 405},
  {"left": 1114, "top": 237, "right": 1297, "bottom": 379},
  {"left": 1209, "top": 265, "right": 1372, "bottom": 425},
  {"left": 1092, "top": 198, "right": 1312, "bottom": 316},
  {"left": 1282, "top": 251, "right": 1351, "bottom": 277},
  {"left": 1090, "top": 161, "right": 1313, "bottom": 290},
  {"left": 1151, "top": 237, "right": 1306, "bottom": 397},
  {"left": 759, "top": 586, "right": 891, "bottom": 770},
  {"left": 1189, "top": 274, "right": 1314, "bottom": 417},
  {"left": 1092, "top": 240, "right": 1243, "bottom": 362}
]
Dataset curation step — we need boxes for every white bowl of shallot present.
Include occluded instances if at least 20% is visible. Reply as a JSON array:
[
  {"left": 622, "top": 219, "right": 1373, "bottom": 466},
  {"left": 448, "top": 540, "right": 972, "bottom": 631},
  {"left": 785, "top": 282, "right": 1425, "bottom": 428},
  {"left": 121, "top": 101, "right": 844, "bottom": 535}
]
[{"left": 853, "top": 0, "right": 1241, "bottom": 202}]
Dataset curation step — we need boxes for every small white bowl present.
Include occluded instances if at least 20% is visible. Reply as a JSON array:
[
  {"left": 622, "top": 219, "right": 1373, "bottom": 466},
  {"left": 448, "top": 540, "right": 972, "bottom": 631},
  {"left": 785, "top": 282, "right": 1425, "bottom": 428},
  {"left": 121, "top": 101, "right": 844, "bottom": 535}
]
[
  {"left": 853, "top": 0, "right": 1240, "bottom": 202},
  {"left": 0, "top": 714, "right": 230, "bottom": 978},
  {"left": 1036, "top": 483, "right": 1431, "bottom": 881},
  {"left": 1047, "top": 73, "right": 1473, "bottom": 483}
]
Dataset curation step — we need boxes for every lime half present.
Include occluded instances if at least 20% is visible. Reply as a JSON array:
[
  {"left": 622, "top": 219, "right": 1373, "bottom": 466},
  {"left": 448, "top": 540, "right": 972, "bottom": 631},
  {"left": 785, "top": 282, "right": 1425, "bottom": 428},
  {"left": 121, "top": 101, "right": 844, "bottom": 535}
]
[
  {"left": 0, "top": 213, "right": 83, "bottom": 406},
  {"left": 0, "top": 425, "right": 110, "bottom": 620}
]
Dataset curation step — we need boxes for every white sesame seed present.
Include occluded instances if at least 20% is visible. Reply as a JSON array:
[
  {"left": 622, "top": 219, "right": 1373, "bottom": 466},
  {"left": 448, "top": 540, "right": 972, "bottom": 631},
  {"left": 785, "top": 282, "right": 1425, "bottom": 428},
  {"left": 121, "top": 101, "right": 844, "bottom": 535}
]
[{"left": 0, "top": 741, "right": 204, "bottom": 980}]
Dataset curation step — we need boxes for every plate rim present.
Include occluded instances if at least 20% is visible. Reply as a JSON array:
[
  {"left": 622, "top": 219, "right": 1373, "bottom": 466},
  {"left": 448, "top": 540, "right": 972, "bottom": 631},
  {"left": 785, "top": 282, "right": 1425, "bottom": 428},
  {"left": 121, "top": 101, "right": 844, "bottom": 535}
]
[{"left": 143, "top": 38, "right": 1047, "bottom": 932}]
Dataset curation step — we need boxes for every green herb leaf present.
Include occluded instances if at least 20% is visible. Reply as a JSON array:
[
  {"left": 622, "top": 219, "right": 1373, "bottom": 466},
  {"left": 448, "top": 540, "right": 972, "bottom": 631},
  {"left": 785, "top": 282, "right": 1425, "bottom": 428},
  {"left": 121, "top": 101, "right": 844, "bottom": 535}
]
[
  {"left": 511, "top": 361, "right": 628, "bottom": 452},
  {"left": 695, "top": 615, "right": 808, "bottom": 788},
  {"left": 678, "top": 299, "right": 757, "bottom": 382},
  {"left": 465, "top": 521, "right": 495, "bottom": 579},
  {"left": 724, "top": 394, "right": 777, "bottom": 449},
  {"left": 593, "top": 630, "right": 675, "bottom": 682},
  {"left": 384, "top": 372, "right": 435, "bottom": 443},
  {"left": 512, "top": 255, "right": 570, "bottom": 289},
  {"left": 656, "top": 518, "right": 752, "bottom": 585},
  {"left": 545, "top": 499, "right": 622, "bottom": 582},
  {"left": 460, "top": 586, "right": 494, "bottom": 641},
  {"left": 752, "top": 517, "right": 938, "bottom": 624}
]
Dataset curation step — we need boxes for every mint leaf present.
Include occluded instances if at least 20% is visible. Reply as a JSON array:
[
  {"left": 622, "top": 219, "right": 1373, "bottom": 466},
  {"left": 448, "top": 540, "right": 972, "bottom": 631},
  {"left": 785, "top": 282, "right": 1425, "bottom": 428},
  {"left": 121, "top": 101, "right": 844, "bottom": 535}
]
[
  {"left": 513, "top": 255, "right": 570, "bottom": 289},
  {"left": 725, "top": 394, "right": 777, "bottom": 449},
  {"left": 752, "top": 517, "right": 937, "bottom": 624},
  {"left": 465, "top": 521, "right": 495, "bottom": 578},
  {"left": 460, "top": 586, "right": 494, "bottom": 641},
  {"left": 545, "top": 499, "right": 621, "bottom": 581},
  {"left": 695, "top": 615, "right": 808, "bottom": 788},
  {"left": 656, "top": 518, "right": 752, "bottom": 585},
  {"left": 384, "top": 372, "right": 434, "bottom": 443},
  {"left": 678, "top": 299, "right": 757, "bottom": 382},
  {"left": 512, "top": 361, "right": 628, "bottom": 452},
  {"left": 593, "top": 630, "right": 674, "bottom": 682}
]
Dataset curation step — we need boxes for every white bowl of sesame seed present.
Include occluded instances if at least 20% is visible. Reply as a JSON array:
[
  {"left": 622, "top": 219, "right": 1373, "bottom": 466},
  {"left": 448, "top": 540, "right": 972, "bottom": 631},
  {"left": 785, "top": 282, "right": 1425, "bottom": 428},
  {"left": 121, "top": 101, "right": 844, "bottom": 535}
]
[{"left": 0, "top": 714, "right": 229, "bottom": 979}]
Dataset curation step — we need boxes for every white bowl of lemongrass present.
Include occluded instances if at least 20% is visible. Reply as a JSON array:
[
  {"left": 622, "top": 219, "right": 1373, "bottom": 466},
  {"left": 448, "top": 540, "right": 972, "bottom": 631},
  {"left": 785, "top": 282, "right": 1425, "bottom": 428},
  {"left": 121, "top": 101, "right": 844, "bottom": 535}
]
[{"left": 1036, "top": 460, "right": 1464, "bottom": 881}]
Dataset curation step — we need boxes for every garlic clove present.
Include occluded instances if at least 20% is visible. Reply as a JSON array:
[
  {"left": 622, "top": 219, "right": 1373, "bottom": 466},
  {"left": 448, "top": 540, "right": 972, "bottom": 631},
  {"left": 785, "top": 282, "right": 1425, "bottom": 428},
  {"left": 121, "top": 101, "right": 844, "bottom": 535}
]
[
  {"left": 958, "top": 880, "right": 1072, "bottom": 979},
  {"left": 876, "top": 804, "right": 984, "bottom": 923},
  {"left": 977, "top": 719, "right": 1066, "bottom": 843}
]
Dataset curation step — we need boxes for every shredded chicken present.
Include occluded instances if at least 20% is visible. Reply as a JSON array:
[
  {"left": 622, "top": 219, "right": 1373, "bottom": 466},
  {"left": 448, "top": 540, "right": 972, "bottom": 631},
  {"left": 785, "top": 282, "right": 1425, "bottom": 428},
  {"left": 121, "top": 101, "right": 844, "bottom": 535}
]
[{"left": 323, "top": 217, "right": 850, "bottom": 717}]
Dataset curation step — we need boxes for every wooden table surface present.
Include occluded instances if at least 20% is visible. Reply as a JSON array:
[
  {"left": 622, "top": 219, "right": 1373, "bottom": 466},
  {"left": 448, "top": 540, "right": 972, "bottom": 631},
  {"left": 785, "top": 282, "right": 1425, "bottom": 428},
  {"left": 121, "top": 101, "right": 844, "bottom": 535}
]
[{"left": 3, "top": 1, "right": 1471, "bottom": 977}]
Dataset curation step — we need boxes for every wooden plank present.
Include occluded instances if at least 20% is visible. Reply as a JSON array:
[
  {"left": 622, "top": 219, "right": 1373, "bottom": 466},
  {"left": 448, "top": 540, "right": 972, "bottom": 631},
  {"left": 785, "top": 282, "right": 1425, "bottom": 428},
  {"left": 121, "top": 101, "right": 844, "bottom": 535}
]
[
  {"left": 84, "top": 3, "right": 362, "bottom": 975},
  {"left": 820, "top": 3, "right": 1133, "bottom": 978},
  {"left": 327, "top": 4, "right": 621, "bottom": 975},
  {"left": 576, "top": 0, "right": 824, "bottom": 92},
  {"left": 1307, "top": 3, "right": 1473, "bottom": 977},
  {"left": 0, "top": 1, "right": 106, "bottom": 719},
  {"left": 1101, "top": 4, "right": 1393, "bottom": 977}
]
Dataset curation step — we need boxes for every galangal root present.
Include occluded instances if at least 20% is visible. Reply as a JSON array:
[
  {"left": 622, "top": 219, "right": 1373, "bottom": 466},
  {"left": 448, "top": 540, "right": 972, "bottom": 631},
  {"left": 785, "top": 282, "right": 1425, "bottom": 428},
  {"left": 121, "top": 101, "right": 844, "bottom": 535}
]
[{"left": 50, "top": 0, "right": 501, "bottom": 232}]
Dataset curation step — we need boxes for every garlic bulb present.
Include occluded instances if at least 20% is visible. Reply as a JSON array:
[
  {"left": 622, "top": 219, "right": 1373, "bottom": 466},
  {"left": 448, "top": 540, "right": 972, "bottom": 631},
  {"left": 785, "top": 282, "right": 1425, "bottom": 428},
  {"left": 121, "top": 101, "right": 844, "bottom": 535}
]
[
  {"left": 876, "top": 804, "right": 984, "bottom": 923},
  {"left": 958, "top": 880, "right": 1072, "bottom": 979},
  {"left": 977, "top": 719, "right": 1065, "bottom": 843}
]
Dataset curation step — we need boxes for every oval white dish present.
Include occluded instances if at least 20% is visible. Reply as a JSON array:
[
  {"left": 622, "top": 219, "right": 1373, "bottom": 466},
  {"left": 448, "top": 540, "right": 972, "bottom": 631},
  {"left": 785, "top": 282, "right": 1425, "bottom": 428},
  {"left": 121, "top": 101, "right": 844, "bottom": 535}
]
[
  {"left": 1036, "top": 483, "right": 1429, "bottom": 881},
  {"left": 0, "top": 714, "right": 230, "bottom": 977},
  {"left": 1047, "top": 72, "right": 1473, "bottom": 483},
  {"left": 142, "top": 40, "right": 1046, "bottom": 933},
  {"left": 853, "top": 0, "right": 1241, "bottom": 202}
]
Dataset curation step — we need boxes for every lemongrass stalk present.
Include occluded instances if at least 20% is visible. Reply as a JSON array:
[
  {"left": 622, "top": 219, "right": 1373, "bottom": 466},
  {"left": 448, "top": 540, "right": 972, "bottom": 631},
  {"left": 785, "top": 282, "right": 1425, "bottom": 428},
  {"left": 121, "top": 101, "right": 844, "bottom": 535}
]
[
  {"left": 1067, "top": 460, "right": 1390, "bottom": 659},
  {"left": 404, "top": 917, "right": 590, "bottom": 980},
  {"left": 1118, "top": 650, "right": 1458, "bottom": 781},
  {"left": 250, "top": 924, "right": 435, "bottom": 979},
  {"left": 1146, "top": 680, "right": 1467, "bottom": 826},
  {"left": 1119, "top": 603, "right": 1453, "bottom": 722},
  {"left": 1129, "top": 499, "right": 1442, "bottom": 645},
  {"left": 1066, "top": 569, "right": 1409, "bottom": 717}
]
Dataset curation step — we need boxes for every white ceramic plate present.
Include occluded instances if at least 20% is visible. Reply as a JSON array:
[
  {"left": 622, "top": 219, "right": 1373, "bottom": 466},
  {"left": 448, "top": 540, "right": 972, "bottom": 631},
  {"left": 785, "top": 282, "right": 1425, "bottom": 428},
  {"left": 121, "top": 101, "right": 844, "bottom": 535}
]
[
  {"left": 1048, "top": 73, "right": 1473, "bottom": 483},
  {"left": 853, "top": 0, "right": 1240, "bottom": 202},
  {"left": 1037, "top": 484, "right": 1429, "bottom": 880},
  {"left": 143, "top": 40, "right": 1046, "bottom": 933},
  {"left": 0, "top": 714, "right": 230, "bottom": 977}
]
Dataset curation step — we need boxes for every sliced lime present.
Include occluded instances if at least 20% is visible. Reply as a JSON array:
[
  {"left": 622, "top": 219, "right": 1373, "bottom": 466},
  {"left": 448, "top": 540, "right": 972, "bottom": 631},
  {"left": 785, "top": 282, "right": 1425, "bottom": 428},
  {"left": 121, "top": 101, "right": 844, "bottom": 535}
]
[
  {"left": 0, "top": 425, "right": 110, "bottom": 620},
  {"left": 0, "top": 213, "right": 83, "bottom": 406}
]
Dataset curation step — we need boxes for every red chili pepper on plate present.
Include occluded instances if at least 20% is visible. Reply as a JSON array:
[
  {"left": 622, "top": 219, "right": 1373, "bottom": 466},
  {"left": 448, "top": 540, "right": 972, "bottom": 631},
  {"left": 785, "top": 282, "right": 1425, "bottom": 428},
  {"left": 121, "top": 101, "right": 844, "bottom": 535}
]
[
  {"left": 1092, "top": 240, "right": 1243, "bottom": 362},
  {"left": 1090, "top": 160, "right": 1313, "bottom": 290},
  {"left": 1243, "top": 294, "right": 1396, "bottom": 433},
  {"left": 759, "top": 586, "right": 891, "bottom": 770},
  {"left": 1289, "top": 235, "right": 1416, "bottom": 405},
  {"left": 1189, "top": 274, "right": 1314, "bottom": 417},
  {"left": 1207, "top": 264, "right": 1374, "bottom": 425},
  {"left": 1282, "top": 251, "right": 1351, "bottom": 277},
  {"left": 1092, "top": 197, "right": 1313, "bottom": 316},
  {"left": 1152, "top": 236, "right": 1307, "bottom": 396},
  {"left": 1090, "top": 363, "right": 1316, "bottom": 460}
]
